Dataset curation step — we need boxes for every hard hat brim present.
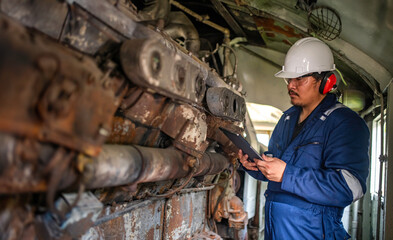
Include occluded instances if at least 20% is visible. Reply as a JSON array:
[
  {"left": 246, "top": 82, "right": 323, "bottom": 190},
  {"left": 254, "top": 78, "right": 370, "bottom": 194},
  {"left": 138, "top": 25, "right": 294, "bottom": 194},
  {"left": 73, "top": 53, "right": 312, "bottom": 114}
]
[{"left": 274, "top": 70, "right": 305, "bottom": 79}]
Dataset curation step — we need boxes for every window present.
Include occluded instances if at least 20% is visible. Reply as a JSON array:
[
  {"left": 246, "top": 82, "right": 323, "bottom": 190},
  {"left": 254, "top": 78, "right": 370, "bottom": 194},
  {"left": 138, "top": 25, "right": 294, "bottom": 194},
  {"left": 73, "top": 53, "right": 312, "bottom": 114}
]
[
  {"left": 370, "top": 114, "right": 387, "bottom": 195},
  {"left": 369, "top": 112, "right": 387, "bottom": 239},
  {"left": 256, "top": 132, "right": 270, "bottom": 147}
]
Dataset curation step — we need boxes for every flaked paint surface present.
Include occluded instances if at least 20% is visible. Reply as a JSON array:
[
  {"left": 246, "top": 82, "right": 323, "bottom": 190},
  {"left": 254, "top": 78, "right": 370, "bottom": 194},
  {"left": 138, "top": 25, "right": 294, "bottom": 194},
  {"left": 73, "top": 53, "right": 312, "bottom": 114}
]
[
  {"left": 164, "top": 191, "right": 207, "bottom": 239},
  {"left": 84, "top": 200, "right": 164, "bottom": 239},
  {"left": 179, "top": 105, "right": 196, "bottom": 119},
  {"left": 178, "top": 106, "right": 207, "bottom": 145},
  {"left": 181, "top": 119, "right": 207, "bottom": 145},
  {"left": 123, "top": 213, "right": 135, "bottom": 239}
]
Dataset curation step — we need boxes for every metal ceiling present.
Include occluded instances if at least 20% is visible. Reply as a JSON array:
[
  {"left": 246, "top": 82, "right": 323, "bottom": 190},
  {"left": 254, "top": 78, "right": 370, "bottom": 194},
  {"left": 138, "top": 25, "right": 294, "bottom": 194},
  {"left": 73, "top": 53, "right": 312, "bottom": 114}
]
[
  {"left": 179, "top": 0, "right": 393, "bottom": 112},
  {"left": 237, "top": 0, "right": 393, "bottom": 92}
]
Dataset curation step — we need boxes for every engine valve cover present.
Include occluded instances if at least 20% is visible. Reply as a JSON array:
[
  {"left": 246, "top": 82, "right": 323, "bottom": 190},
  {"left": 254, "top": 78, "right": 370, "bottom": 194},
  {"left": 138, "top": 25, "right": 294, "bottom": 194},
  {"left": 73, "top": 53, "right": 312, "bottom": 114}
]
[
  {"left": 206, "top": 87, "right": 246, "bottom": 122},
  {"left": 120, "top": 38, "right": 206, "bottom": 104}
]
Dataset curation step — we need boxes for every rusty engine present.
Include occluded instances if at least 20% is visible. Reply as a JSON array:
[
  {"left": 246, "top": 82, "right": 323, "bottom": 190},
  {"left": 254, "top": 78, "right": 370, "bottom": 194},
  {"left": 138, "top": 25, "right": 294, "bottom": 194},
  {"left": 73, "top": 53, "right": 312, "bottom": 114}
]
[{"left": 0, "top": 0, "right": 250, "bottom": 239}]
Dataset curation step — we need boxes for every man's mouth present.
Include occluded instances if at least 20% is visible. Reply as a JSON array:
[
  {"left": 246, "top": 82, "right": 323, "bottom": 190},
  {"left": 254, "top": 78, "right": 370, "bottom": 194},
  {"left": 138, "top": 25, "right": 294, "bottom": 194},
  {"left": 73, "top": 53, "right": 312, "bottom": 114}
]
[{"left": 288, "top": 90, "right": 299, "bottom": 96}]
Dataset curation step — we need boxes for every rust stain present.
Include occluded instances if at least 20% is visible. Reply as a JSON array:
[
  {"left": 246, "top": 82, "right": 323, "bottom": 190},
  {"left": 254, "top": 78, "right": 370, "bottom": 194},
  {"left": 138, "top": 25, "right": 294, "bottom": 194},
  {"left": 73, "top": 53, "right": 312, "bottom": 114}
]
[
  {"left": 122, "top": 91, "right": 168, "bottom": 126},
  {"left": 282, "top": 39, "right": 293, "bottom": 45},
  {"left": 103, "top": 216, "right": 126, "bottom": 239},
  {"left": 189, "top": 196, "right": 193, "bottom": 228},
  {"left": 165, "top": 196, "right": 185, "bottom": 239},
  {"left": 146, "top": 227, "right": 155, "bottom": 240},
  {"left": 254, "top": 16, "right": 303, "bottom": 41},
  {"left": 161, "top": 104, "right": 208, "bottom": 158},
  {"left": 108, "top": 116, "right": 136, "bottom": 143}
]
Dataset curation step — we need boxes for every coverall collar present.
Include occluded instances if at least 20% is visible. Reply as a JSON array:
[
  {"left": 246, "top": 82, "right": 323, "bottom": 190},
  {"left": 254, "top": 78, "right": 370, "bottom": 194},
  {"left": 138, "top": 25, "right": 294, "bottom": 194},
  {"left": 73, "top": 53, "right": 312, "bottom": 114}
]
[
  {"left": 283, "top": 93, "right": 338, "bottom": 147},
  {"left": 284, "top": 93, "right": 338, "bottom": 116}
]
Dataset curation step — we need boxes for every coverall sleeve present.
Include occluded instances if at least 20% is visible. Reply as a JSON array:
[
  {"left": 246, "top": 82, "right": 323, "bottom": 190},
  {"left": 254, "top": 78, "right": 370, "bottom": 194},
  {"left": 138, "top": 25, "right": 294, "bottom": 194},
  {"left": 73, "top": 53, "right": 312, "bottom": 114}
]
[{"left": 280, "top": 113, "right": 370, "bottom": 207}]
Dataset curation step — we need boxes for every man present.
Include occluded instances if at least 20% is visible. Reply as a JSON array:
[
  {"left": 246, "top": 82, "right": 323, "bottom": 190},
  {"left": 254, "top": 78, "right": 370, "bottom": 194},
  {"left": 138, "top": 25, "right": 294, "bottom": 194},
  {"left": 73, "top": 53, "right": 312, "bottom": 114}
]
[{"left": 239, "top": 37, "right": 369, "bottom": 239}]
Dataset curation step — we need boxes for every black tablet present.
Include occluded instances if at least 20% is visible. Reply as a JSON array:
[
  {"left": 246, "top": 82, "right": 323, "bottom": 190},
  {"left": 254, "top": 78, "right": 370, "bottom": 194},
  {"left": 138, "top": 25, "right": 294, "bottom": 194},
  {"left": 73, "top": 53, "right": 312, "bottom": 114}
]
[{"left": 219, "top": 127, "right": 262, "bottom": 162}]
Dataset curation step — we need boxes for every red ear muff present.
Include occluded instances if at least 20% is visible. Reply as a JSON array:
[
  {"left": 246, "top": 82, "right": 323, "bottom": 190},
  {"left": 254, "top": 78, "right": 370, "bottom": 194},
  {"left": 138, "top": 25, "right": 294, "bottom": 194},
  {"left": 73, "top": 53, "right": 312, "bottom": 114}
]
[{"left": 319, "top": 72, "right": 337, "bottom": 94}]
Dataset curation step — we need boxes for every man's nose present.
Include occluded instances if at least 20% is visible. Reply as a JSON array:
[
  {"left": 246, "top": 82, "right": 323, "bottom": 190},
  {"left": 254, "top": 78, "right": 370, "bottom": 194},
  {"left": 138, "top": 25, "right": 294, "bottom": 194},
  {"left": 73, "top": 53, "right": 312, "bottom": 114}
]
[{"left": 287, "top": 79, "right": 296, "bottom": 88}]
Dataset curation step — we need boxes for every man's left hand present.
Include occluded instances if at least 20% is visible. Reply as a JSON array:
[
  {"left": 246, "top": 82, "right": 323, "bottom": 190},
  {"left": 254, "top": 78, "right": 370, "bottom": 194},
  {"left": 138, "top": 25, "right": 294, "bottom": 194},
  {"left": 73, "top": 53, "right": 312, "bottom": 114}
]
[{"left": 255, "top": 154, "right": 287, "bottom": 182}]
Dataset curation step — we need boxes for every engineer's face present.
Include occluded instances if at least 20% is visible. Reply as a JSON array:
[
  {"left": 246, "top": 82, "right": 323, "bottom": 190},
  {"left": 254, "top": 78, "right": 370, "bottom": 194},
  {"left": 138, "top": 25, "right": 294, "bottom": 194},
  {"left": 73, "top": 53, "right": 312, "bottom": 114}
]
[{"left": 285, "top": 75, "right": 322, "bottom": 108}]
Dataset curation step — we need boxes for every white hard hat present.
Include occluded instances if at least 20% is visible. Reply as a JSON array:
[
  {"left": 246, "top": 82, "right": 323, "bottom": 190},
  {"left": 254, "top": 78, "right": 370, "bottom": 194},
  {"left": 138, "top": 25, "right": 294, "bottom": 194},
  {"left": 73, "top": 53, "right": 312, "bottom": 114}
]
[{"left": 275, "top": 37, "right": 335, "bottom": 78}]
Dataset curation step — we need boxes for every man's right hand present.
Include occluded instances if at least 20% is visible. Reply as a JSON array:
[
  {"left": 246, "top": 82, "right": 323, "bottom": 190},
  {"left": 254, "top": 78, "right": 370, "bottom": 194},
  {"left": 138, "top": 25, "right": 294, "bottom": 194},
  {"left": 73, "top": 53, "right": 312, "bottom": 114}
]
[{"left": 238, "top": 149, "right": 259, "bottom": 171}]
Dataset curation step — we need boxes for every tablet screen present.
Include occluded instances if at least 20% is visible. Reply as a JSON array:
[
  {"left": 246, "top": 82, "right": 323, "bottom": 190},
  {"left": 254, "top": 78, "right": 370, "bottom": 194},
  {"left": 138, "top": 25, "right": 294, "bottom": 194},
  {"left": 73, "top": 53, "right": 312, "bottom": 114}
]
[{"left": 219, "top": 127, "right": 262, "bottom": 162}]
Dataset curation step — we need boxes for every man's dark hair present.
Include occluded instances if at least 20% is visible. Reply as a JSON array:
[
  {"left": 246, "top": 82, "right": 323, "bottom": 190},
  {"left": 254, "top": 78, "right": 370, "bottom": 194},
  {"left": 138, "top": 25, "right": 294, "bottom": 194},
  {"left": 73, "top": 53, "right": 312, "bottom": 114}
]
[{"left": 310, "top": 71, "right": 330, "bottom": 81}]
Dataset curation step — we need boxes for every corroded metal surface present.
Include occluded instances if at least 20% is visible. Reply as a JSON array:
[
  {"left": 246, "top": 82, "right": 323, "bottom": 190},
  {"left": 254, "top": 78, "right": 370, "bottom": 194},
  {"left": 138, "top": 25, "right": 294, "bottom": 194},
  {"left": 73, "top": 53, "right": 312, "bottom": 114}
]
[
  {"left": 0, "top": 14, "right": 124, "bottom": 157},
  {"left": 67, "top": 0, "right": 138, "bottom": 38},
  {"left": 0, "top": 197, "right": 36, "bottom": 240},
  {"left": 210, "top": 171, "right": 248, "bottom": 240},
  {"left": 195, "top": 152, "right": 231, "bottom": 177},
  {"left": 82, "top": 191, "right": 211, "bottom": 240},
  {"left": 0, "top": 134, "right": 77, "bottom": 194},
  {"left": 82, "top": 145, "right": 187, "bottom": 190},
  {"left": 82, "top": 144, "right": 230, "bottom": 190},
  {"left": 191, "top": 230, "right": 223, "bottom": 240},
  {"left": 228, "top": 196, "right": 248, "bottom": 229},
  {"left": 206, "top": 87, "right": 246, "bottom": 121},
  {"left": 0, "top": 133, "right": 16, "bottom": 175},
  {"left": 0, "top": 0, "right": 248, "bottom": 239},
  {"left": 164, "top": 191, "right": 208, "bottom": 240},
  {"left": 81, "top": 145, "right": 143, "bottom": 189},
  {"left": 120, "top": 38, "right": 207, "bottom": 104},
  {"left": 108, "top": 116, "right": 170, "bottom": 148},
  {"left": 1, "top": 0, "right": 134, "bottom": 54},
  {"left": 116, "top": 88, "right": 209, "bottom": 158},
  {"left": 1, "top": 0, "right": 68, "bottom": 39},
  {"left": 83, "top": 199, "right": 165, "bottom": 239},
  {"left": 120, "top": 89, "right": 171, "bottom": 127},
  {"left": 253, "top": 16, "right": 303, "bottom": 45},
  {"left": 161, "top": 104, "right": 209, "bottom": 158},
  {"left": 206, "top": 115, "right": 243, "bottom": 160}
]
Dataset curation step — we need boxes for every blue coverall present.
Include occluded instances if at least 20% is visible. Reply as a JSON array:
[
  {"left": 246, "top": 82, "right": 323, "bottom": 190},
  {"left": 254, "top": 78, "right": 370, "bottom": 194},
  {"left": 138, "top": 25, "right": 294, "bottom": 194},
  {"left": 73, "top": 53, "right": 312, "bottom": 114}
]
[{"left": 245, "top": 93, "right": 370, "bottom": 239}]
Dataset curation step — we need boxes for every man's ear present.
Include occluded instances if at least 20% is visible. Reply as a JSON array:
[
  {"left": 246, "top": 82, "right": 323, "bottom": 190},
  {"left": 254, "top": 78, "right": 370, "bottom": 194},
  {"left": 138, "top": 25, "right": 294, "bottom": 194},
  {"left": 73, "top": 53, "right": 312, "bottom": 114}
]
[{"left": 319, "top": 72, "right": 337, "bottom": 94}]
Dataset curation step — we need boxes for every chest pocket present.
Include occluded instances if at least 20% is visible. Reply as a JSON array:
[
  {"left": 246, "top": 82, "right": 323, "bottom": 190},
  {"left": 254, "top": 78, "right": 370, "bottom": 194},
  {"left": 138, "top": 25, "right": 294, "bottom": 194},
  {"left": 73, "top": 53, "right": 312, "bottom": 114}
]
[{"left": 293, "top": 137, "right": 324, "bottom": 168}]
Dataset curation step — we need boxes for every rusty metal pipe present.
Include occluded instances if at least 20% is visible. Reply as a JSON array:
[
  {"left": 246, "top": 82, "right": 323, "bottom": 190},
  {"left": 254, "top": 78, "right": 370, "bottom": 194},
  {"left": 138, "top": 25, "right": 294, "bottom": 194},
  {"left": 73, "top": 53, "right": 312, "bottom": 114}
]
[
  {"left": 0, "top": 139, "right": 230, "bottom": 193},
  {"left": 196, "top": 151, "right": 231, "bottom": 176},
  {"left": 83, "top": 144, "right": 231, "bottom": 189},
  {"left": 170, "top": 0, "right": 230, "bottom": 38}
]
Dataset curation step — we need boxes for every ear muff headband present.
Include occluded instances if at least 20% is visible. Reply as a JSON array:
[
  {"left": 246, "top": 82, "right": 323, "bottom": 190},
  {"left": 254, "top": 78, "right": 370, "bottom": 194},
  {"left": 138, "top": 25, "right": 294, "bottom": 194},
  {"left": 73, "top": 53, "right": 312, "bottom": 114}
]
[{"left": 319, "top": 72, "right": 337, "bottom": 94}]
